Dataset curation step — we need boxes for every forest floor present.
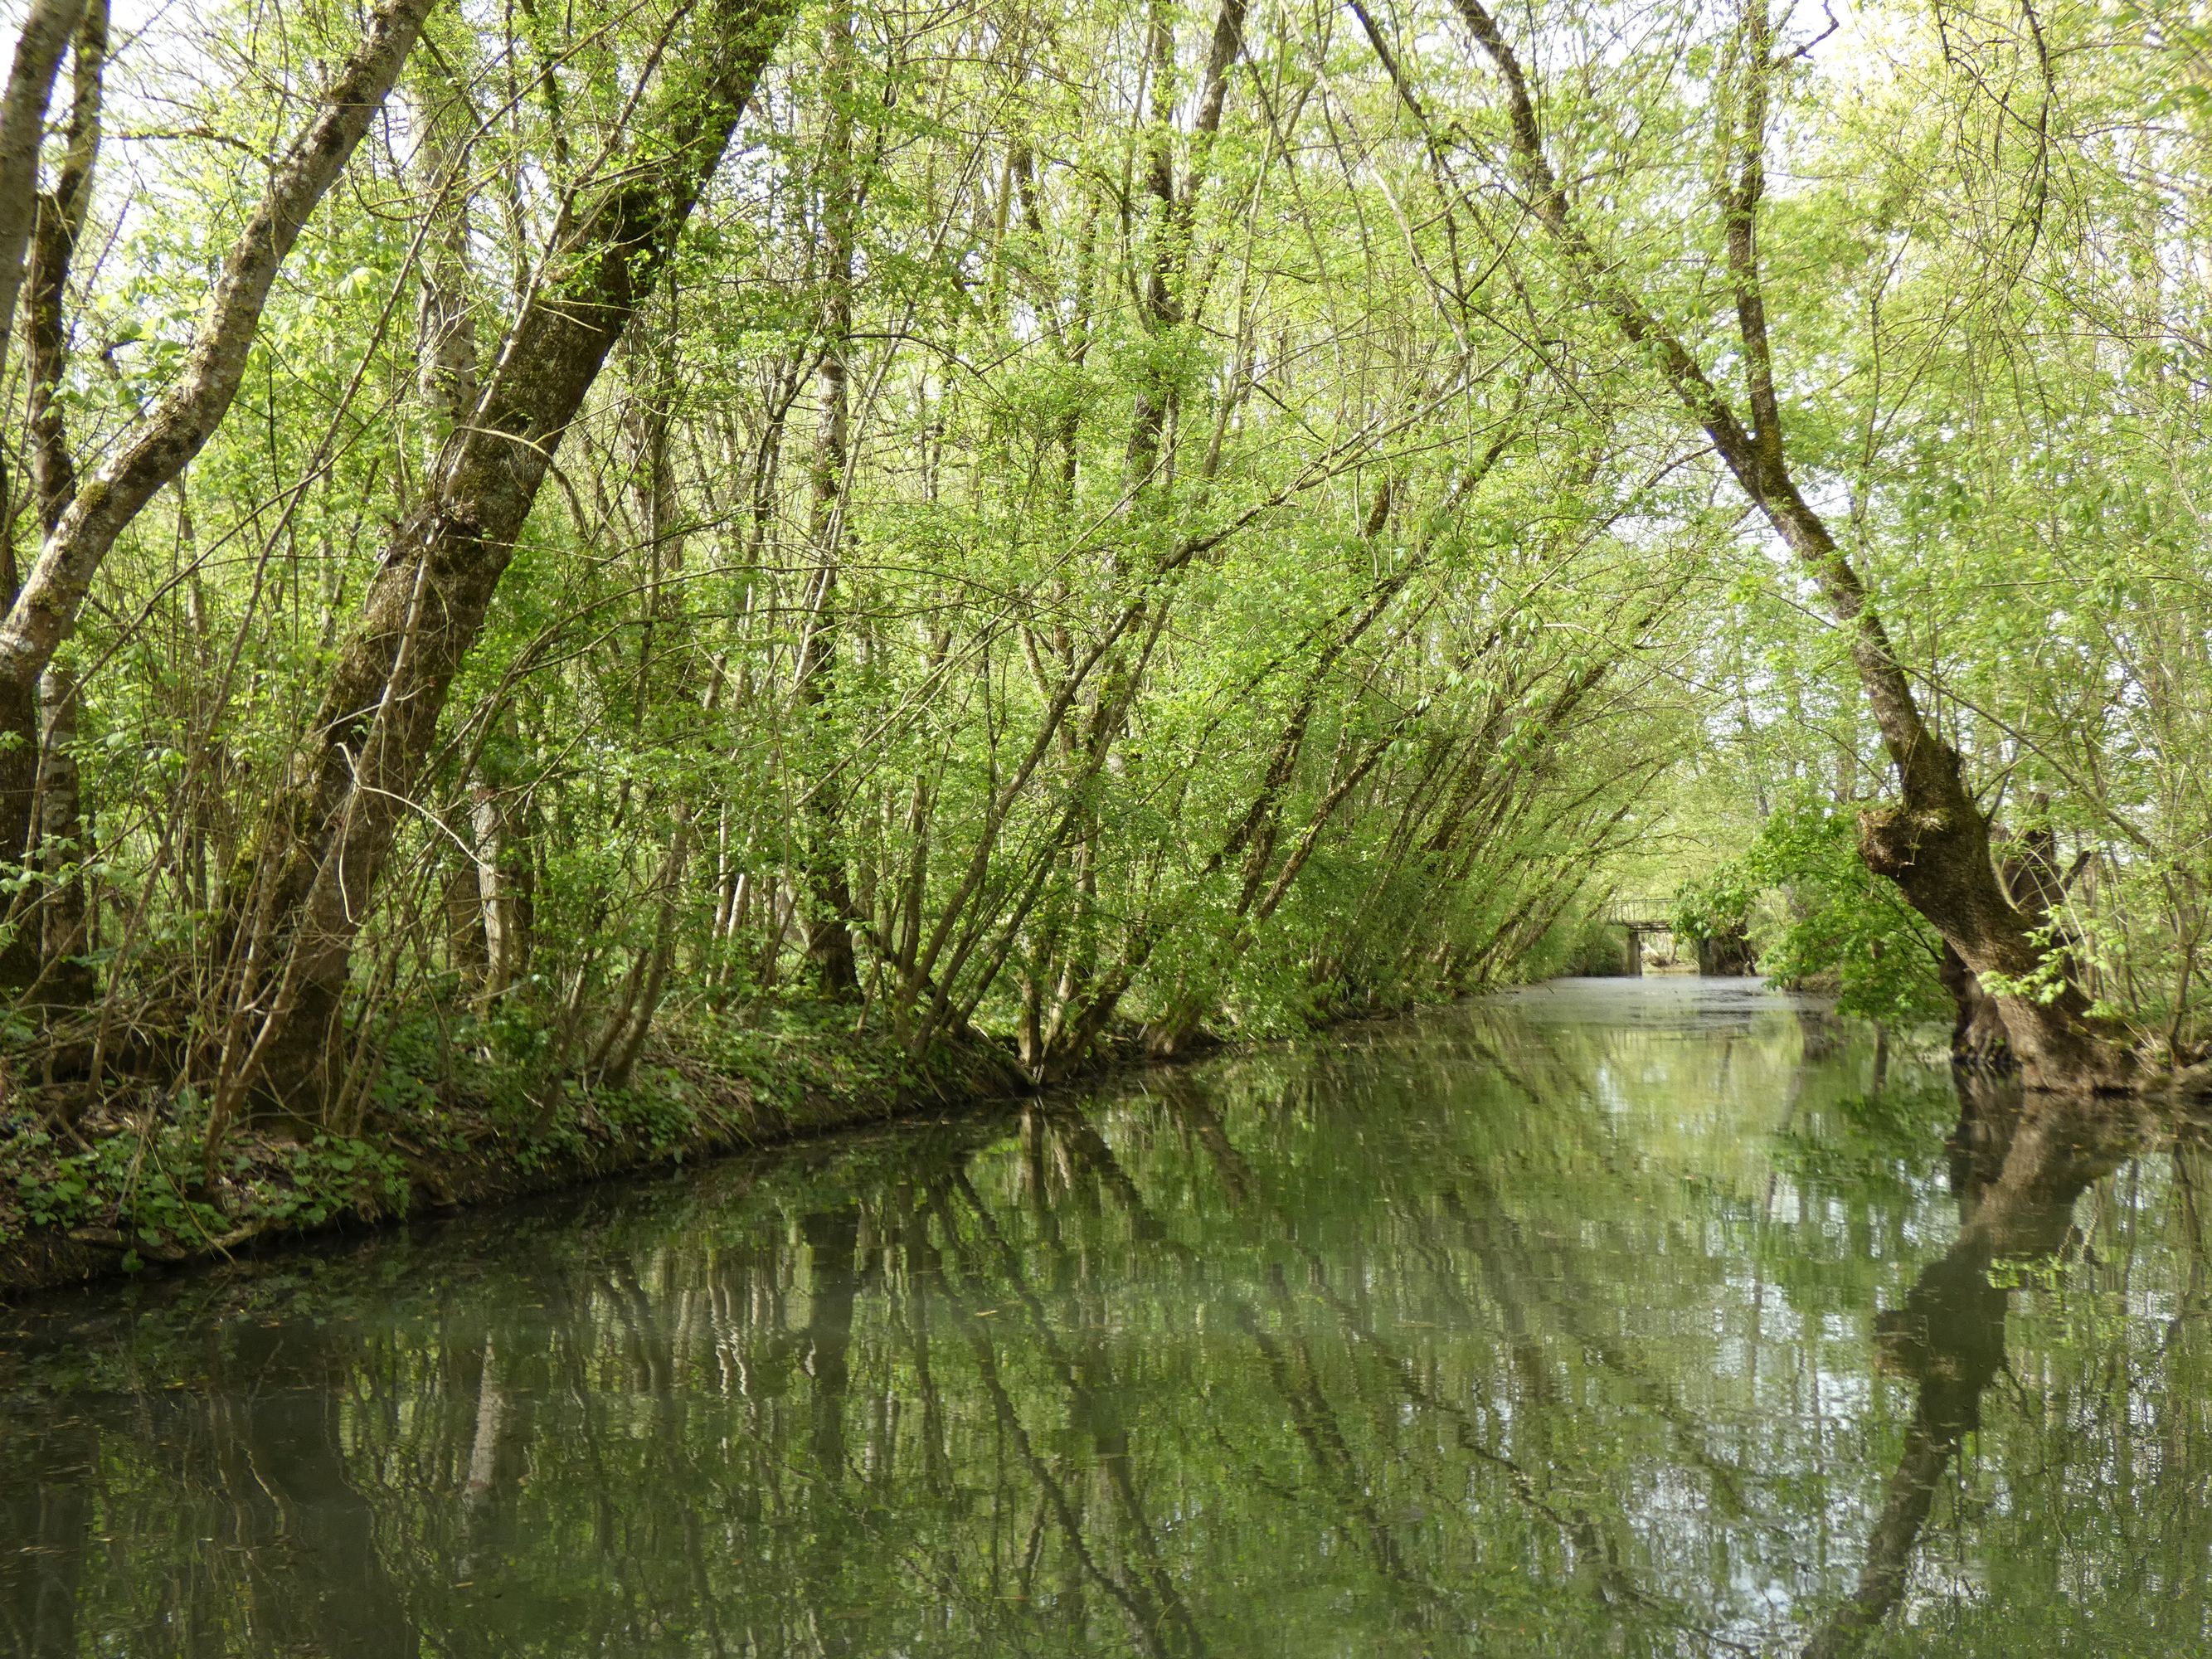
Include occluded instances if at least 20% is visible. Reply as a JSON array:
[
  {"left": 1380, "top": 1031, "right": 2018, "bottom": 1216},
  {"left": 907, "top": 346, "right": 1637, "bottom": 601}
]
[{"left": 0, "top": 1005, "right": 1066, "bottom": 1298}]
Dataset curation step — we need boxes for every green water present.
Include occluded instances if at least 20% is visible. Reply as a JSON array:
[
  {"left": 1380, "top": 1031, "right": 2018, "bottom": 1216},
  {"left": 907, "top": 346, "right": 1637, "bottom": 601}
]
[{"left": 4, "top": 979, "right": 2207, "bottom": 1657}]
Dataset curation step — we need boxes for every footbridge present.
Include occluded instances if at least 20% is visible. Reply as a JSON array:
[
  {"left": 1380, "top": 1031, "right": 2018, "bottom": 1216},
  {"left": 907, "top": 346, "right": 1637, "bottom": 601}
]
[{"left": 1602, "top": 898, "right": 1677, "bottom": 975}]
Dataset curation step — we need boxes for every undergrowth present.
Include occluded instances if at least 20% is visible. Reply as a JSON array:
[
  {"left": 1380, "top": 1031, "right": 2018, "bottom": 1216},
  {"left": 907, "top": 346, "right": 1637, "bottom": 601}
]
[{"left": 1, "top": 995, "right": 977, "bottom": 1277}]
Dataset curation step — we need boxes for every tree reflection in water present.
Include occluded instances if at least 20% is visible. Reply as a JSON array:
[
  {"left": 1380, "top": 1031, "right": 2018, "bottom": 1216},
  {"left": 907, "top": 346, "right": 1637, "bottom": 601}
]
[
  {"left": 3, "top": 981, "right": 2210, "bottom": 1657},
  {"left": 1802, "top": 1083, "right": 2149, "bottom": 1659}
]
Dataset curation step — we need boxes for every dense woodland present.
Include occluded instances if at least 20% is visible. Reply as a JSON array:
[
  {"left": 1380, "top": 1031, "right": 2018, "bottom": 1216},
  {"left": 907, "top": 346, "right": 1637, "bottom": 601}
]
[{"left": 2, "top": 0, "right": 2210, "bottom": 1254}]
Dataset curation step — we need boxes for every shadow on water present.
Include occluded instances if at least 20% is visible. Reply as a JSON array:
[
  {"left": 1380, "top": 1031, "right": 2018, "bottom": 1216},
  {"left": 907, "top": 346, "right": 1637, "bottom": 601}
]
[{"left": 4, "top": 979, "right": 2210, "bottom": 1656}]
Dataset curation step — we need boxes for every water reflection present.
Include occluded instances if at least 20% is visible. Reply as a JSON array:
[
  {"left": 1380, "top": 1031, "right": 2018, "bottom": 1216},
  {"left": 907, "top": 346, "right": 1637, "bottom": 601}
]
[
  {"left": 3, "top": 980, "right": 2210, "bottom": 1657},
  {"left": 1802, "top": 1083, "right": 2146, "bottom": 1659}
]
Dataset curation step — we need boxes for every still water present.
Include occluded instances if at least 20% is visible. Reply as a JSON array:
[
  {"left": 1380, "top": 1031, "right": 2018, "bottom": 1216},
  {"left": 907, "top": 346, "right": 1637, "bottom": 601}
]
[{"left": 3, "top": 979, "right": 2207, "bottom": 1657}]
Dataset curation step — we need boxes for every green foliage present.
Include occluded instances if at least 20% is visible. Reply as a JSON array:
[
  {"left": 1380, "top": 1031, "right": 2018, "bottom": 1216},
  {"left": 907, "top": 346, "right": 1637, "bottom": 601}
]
[
  {"left": 5, "top": 0, "right": 2209, "bottom": 1264},
  {"left": 4, "top": 1113, "right": 231, "bottom": 1253},
  {"left": 1, "top": 1109, "right": 399, "bottom": 1256},
  {"left": 1676, "top": 795, "right": 1947, "bottom": 1025},
  {"left": 1671, "top": 865, "right": 1757, "bottom": 946},
  {"left": 1534, "top": 910, "right": 1637, "bottom": 978},
  {"left": 260, "top": 1136, "right": 412, "bottom": 1229}
]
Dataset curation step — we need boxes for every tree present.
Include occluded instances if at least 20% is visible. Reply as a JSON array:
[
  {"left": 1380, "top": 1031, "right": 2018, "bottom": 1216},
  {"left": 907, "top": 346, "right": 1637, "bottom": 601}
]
[{"left": 1392, "top": 0, "right": 2136, "bottom": 1087}]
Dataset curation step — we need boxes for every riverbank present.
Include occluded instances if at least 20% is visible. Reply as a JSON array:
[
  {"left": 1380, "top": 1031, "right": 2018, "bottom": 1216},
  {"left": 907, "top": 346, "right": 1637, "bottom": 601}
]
[{"left": 1, "top": 1005, "right": 1045, "bottom": 1298}]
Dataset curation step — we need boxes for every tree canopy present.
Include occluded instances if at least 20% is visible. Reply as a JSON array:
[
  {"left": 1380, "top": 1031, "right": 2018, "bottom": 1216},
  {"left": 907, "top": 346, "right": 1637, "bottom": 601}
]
[{"left": 1, "top": 0, "right": 2207, "bottom": 1209}]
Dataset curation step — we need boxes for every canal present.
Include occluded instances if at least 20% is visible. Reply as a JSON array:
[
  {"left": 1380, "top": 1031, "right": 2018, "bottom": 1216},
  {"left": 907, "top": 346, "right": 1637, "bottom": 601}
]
[{"left": 3, "top": 978, "right": 2203, "bottom": 1656}]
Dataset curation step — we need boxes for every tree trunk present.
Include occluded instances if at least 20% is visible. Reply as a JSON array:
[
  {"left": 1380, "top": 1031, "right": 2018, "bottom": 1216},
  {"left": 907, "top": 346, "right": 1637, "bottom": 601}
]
[
  {"left": 1853, "top": 732, "right": 2122, "bottom": 1088},
  {"left": 203, "top": 0, "right": 798, "bottom": 1138},
  {"left": 0, "top": 0, "right": 85, "bottom": 381},
  {"left": 598, "top": 807, "right": 695, "bottom": 1088},
  {"left": 0, "top": 0, "right": 435, "bottom": 956},
  {"left": 410, "top": 55, "right": 479, "bottom": 464},
  {"left": 22, "top": 0, "right": 102, "bottom": 533},
  {"left": 32, "top": 664, "right": 88, "bottom": 1003},
  {"left": 792, "top": 0, "right": 861, "bottom": 998},
  {"left": 1938, "top": 941, "right": 2010, "bottom": 1069},
  {"left": 8, "top": 0, "right": 103, "bottom": 1004},
  {"left": 469, "top": 782, "right": 521, "bottom": 1004},
  {"left": 1125, "top": 0, "right": 1248, "bottom": 482},
  {"left": 1441, "top": 0, "right": 2133, "bottom": 1092},
  {"left": 1696, "top": 925, "right": 1756, "bottom": 977}
]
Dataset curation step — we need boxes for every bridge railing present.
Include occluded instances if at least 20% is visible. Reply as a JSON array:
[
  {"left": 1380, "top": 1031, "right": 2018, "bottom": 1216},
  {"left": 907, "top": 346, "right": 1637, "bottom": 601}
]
[{"left": 1601, "top": 895, "right": 1675, "bottom": 931}]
